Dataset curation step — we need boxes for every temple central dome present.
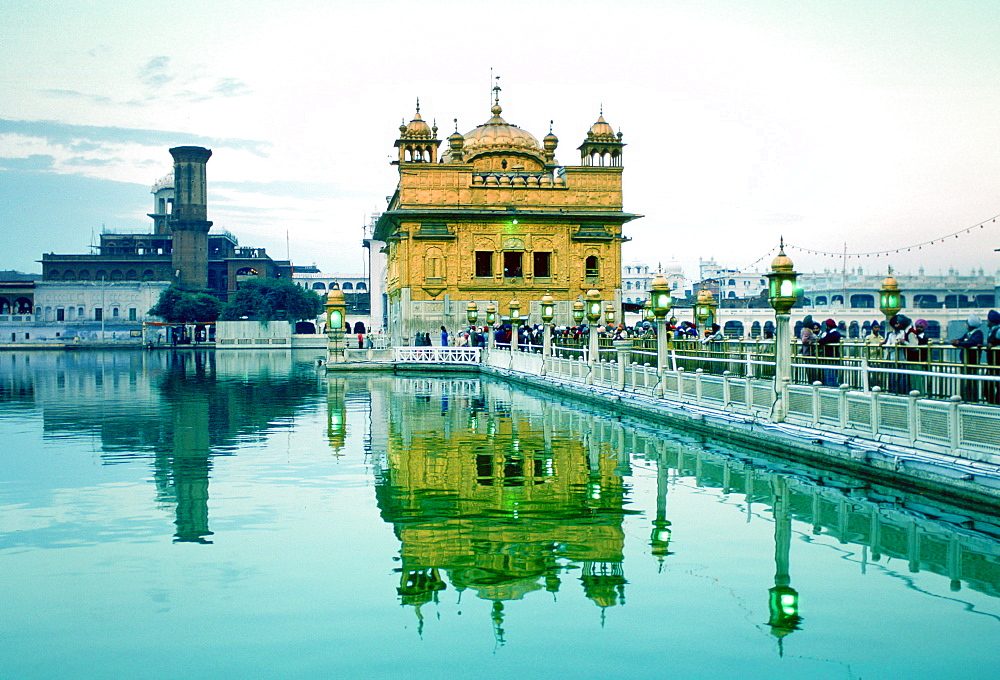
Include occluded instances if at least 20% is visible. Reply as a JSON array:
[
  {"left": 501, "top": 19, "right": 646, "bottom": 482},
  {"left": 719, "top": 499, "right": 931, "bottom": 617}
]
[{"left": 462, "top": 103, "right": 545, "bottom": 163}]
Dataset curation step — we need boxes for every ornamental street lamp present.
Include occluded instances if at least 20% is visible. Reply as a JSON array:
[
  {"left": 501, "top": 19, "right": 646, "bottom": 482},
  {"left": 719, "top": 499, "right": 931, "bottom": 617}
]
[
  {"left": 649, "top": 274, "right": 673, "bottom": 397},
  {"left": 325, "top": 287, "right": 347, "bottom": 364},
  {"left": 604, "top": 302, "right": 616, "bottom": 326},
  {"left": 695, "top": 287, "right": 716, "bottom": 331},
  {"left": 765, "top": 239, "right": 798, "bottom": 421},
  {"left": 486, "top": 302, "right": 497, "bottom": 350},
  {"left": 585, "top": 289, "right": 602, "bottom": 382},
  {"left": 879, "top": 267, "right": 902, "bottom": 321},
  {"left": 466, "top": 301, "right": 478, "bottom": 325},
  {"left": 540, "top": 293, "right": 555, "bottom": 368},
  {"left": 509, "top": 298, "right": 521, "bottom": 352},
  {"left": 572, "top": 300, "right": 585, "bottom": 325}
]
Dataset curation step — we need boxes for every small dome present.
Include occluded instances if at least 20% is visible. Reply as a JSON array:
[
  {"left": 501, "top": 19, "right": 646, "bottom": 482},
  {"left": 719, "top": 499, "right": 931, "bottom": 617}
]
[
  {"left": 151, "top": 173, "right": 173, "bottom": 193},
  {"left": 543, "top": 120, "right": 558, "bottom": 151},
  {"left": 400, "top": 99, "right": 435, "bottom": 139},
  {"left": 585, "top": 114, "right": 617, "bottom": 142}
]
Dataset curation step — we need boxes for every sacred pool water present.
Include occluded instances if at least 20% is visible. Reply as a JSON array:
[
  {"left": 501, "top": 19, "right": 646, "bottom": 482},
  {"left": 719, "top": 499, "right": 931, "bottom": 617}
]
[{"left": 1, "top": 350, "right": 998, "bottom": 679}]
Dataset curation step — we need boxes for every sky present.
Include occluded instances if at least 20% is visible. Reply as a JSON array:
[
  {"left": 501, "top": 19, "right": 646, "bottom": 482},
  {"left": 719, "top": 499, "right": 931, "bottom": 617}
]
[{"left": 3, "top": 0, "right": 1000, "bottom": 280}]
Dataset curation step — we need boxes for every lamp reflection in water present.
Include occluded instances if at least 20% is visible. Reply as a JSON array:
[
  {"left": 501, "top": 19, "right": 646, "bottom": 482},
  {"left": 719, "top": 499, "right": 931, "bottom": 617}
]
[
  {"left": 375, "top": 377, "right": 631, "bottom": 641},
  {"left": 767, "top": 476, "right": 801, "bottom": 654}
]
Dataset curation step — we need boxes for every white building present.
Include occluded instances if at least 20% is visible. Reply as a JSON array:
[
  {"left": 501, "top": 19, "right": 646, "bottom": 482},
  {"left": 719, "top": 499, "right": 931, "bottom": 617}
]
[{"left": 622, "top": 260, "right": 690, "bottom": 305}]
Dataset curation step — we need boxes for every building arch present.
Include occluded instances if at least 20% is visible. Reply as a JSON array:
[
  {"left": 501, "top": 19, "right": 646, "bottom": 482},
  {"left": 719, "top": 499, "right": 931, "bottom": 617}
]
[
  {"left": 48, "top": 269, "right": 60, "bottom": 281},
  {"left": 356, "top": 282, "right": 367, "bottom": 291},
  {"left": 850, "top": 294, "right": 874, "bottom": 308},
  {"left": 125, "top": 269, "right": 138, "bottom": 281},
  {"left": 342, "top": 282, "right": 354, "bottom": 290},
  {"left": 584, "top": 255, "right": 599, "bottom": 279},
  {"left": 0, "top": 298, "right": 9, "bottom": 313},
  {"left": 15, "top": 298, "right": 32, "bottom": 314},
  {"left": 110, "top": 269, "right": 123, "bottom": 281},
  {"left": 78, "top": 270, "right": 91, "bottom": 281},
  {"left": 312, "top": 282, "right": 327, "bottom": 290}
]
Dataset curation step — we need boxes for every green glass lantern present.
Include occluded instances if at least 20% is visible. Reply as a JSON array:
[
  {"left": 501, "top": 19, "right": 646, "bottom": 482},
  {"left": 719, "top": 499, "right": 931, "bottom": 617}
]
[
  {"left": 486, "top": 303, "right": 497, "bottom": 325},
  {"left": 585, "top": 289, "right": 602, "bottom": 324},
  {"left": 466, "top": 301, "right": 478, "bottom": 325},
  {"left": 879, "top": 267, "right": 901, "bottom": 320},
  {"left": 765, "top": 240, "right": 799, "bottom": 315},
  {"left": 649, "top": 273, "right": 672, "bottom": 319},
  {"left": 540, "top": 293, "right": 555, "bottom": 324},
  {"left": 572, "top": 300, "right": 585, "bottom": 324}
]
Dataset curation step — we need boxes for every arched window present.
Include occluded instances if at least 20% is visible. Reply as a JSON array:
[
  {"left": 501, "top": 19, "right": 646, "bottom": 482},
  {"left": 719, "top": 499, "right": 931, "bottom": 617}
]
[
  {"left": 48, "top": 270, "right": 60, "bottom": 281},
  {"left": 110, "top": 270, "right": 123, "bottom": 281},
  {"left": 125, "top": 269, "right": 138, "bottom": 281},
  {"left": 78, "top": 270, "right": 90, "bottom": 281},
  {"left": 342, "top": 282, "right": 354, "bottom": 290},
  {"left": 584, "top": 256, "right": 599, "bottom": 278},
  {"left": 728, "top": 279, "right": 736, "bottom": 286},
  {"left": 356, "top": 282, "right": 367, "bottom": 291},
  {"left": 62, "top": 270, "right": 76, "bottom": 281},
  {"left": 312, "top": 282, "right": 326, "bottom": 290},
  {"left": 236, "top": 267, "right": 259, "bottom": 276},
  {"left": 0, "top": 298, "right": 9, "bottom": 313},
  {"left": 96, "top": 270, "right": 107, "bottom": 281}
]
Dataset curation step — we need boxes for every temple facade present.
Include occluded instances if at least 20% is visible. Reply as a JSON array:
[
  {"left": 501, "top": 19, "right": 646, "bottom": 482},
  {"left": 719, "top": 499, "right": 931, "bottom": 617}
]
[{"left": 371, "top": 91, "right": 640, "bottom": 342}]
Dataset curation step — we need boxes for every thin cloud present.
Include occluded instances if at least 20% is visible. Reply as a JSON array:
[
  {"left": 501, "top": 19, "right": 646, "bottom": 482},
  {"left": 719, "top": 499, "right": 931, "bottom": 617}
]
[
  {"left": 0, "top": 118, "right": 271, "bottom": 157},
  {"left": 138, "top": 56, "right": 173, "bottom": 90}
]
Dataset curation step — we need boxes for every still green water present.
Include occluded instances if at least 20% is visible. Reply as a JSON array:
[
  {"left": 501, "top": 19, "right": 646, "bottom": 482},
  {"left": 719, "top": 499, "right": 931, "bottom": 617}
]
[{"left": 1, "top": 349, "right": 999, "bottom": 679}]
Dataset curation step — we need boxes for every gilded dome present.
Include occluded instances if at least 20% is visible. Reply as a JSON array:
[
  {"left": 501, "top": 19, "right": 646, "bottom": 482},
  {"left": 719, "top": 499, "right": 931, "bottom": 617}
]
[
  {"left": 582, "top": 112, "right": 621, "bottom": 144},
  {"left": 399, "top": 99, "right": 436, "bottom": 140},
  {"left": 462, "top": 103, "right": 545, "bottom": 162}
]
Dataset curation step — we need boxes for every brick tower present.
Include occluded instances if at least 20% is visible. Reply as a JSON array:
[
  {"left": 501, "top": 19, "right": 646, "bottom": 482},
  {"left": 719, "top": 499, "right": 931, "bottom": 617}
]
[{"left": 169, "top": 146, "right": 213, "bottom": 290}]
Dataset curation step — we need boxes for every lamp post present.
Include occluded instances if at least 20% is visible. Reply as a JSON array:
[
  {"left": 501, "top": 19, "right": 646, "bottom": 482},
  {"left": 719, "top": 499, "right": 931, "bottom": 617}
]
[
  {"left": 695, "top": 287, "right": 716, "bottom": 332},
  {"left": 765, "top": 239, "right": 798, "bottom": 422},
  {"left": 586, "top": 289, "right": 602, "bottom": 383},
  {"left": 486, "top": 302, "right": 497, "bottom": 349},
  {"left": 879, "top": 267, "right": 902, "bottom": 321},
  {"left": 325, "top": 287, "right": 347, "bottom": 364},
  {"left": 509, "top": 298, "right": 521, "bottom": 352},
  {"left": 572, "top": 300, "right": 585, "bottom": 325},
  {"left": 649, "top": 274, "right": 673, "bottom": 397},
  {"left": 466, "top": 301, "right": 478, "bottom": 326},
  {"left": 604, "top": 302, "right": 616, "bottom": 327},
  {"left": 540, "top": 293, "right": 555, "bottom": 372}
]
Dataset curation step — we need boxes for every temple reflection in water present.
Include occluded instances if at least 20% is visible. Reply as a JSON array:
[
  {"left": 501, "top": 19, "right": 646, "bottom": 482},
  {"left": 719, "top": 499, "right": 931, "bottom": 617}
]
[{"left": 365, "top": 376, "right": 633, "bottom": 636}]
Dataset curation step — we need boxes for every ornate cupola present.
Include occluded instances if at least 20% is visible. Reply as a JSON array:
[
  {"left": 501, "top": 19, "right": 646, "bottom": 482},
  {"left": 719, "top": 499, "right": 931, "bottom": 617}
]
[
  {"left": 447, "top": 118, "right": 465, "bottom": 163},
  {"left": 543, "top": 120, "right": 559, "bottom": 166},
  {"left": 578, "top": 107, "right": 624, "bottom": 167},
  {"left": 394, "top": 98, "right": 441, "bottom": 164}
]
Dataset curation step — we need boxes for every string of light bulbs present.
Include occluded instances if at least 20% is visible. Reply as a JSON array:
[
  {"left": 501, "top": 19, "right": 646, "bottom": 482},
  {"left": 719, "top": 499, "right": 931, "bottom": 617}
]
[
  {"left": 783, "top": 214, "right": 999, "bottom": 260},
  {"left": 733, "top": 213, "right": 998, "bottom": 272}
]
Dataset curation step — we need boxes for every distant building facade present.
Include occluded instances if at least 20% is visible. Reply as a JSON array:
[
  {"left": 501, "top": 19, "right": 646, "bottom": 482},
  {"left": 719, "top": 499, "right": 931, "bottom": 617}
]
[{"left": 40, "top": 147, "right": 293, "bottom": 302}]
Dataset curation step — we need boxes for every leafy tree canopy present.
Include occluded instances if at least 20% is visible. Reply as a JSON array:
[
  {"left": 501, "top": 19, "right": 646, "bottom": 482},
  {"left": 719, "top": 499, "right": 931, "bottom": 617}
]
[
  {"left": 220, "top": 278, "right": 323, "bottom": 322},
  {"left": 148, "top": 286, "right": 222, "bottom": 323}
]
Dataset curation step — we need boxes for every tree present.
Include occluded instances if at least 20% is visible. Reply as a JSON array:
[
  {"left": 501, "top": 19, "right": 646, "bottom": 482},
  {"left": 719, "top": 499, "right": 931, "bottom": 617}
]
[
  {"left": 220, "top": 278, "right": 323, "bottom": 322},
  {"left": 148, "top": 286, "right": 222, "bottom": 322}
]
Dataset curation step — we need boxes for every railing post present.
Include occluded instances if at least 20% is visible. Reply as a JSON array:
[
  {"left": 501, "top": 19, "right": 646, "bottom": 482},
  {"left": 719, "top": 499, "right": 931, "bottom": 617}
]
[
  {"left": 871, "top": 386, "right": 882, "bottom": 436},
  {"left": 695, "top": 368, "right": 704, "bottom": 403},
  {"left": 613, "top": 339, "right": 633, "bottom": 391},
  {"left": 723, "top": 370, "right": 732, "bottom": 406},
  {"left": 907, "top": 390, "right": 920, "bottom": 446},
  {"left": 839, "top": 384, "right": 850, "bottom": 432},
  {"left": 811, "top": 381, "right": 822, "bottom": 426},
  {"left": 948, "top": 394, "right": 962, "bottom": 454},
  {"left": 861, "top": 355, "right": 871, "bottom": 392},
  {"left": 541, "top": 323, "right": 551, "bottom": 376}
]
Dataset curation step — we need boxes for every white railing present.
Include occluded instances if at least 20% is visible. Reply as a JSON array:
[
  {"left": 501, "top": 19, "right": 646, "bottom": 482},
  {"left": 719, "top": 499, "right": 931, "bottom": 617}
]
[
  {"left": 394, "top": 347, "right": 482, "bottom": 364},
  {"left": 482, "top": 346, "right": 1000, "bottom": 466}
]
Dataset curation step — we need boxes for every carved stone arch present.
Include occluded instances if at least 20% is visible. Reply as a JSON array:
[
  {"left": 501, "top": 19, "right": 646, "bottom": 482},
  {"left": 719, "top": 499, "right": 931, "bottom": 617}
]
[
  {"left": 475, "top": 236, "right": 497, "bottom": 251},
  {"left": 502, "top": 237, "right": 525, "bottom": 250}
]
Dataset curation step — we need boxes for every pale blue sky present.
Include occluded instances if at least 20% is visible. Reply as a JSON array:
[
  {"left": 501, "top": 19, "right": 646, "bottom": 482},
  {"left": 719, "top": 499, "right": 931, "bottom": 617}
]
[{"left": 3, "top": 0, "right": 999, "bottom": 278}]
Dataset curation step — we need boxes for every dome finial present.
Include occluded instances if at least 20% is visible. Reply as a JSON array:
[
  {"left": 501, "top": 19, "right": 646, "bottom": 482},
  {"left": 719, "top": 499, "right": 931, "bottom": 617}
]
[
  {"left": 415, "top": 97, "right": 420, "bottom": 115},
  {"left": 454, "top": 118, "right": 459, "bottom": 133}
]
